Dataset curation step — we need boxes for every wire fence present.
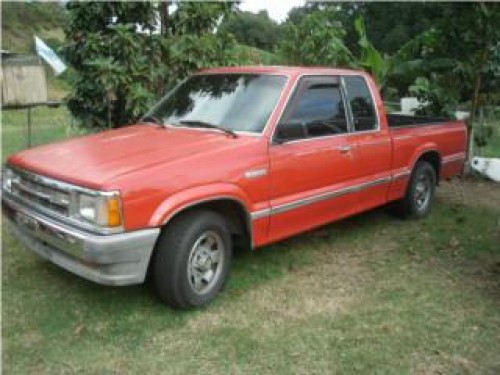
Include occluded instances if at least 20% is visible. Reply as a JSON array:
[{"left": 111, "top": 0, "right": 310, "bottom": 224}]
[{"left": 1, "top": 103, "right": 84, "bottom": 162}]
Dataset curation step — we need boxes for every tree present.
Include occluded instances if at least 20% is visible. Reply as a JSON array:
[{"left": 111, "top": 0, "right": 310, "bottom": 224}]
[
  {"left": 278, "top": 6, "right": 448, "bottom": 99},
  {"left": 284, "top": 2, "right": 321, "bottom": 26},
  {"left": 398, "top": 3, "right": 500, "bottom": 120},
  {"left": 219, "top": 10, "right": 282, "bottom": 51},
  {"left": 353, "top": 15, "right": 453, "bottom": 96},
  {"left": 286, "top": 2, "right": 444, "bottom": 58},
  {"left": 277, "top": 6, "right": 353, "bottom": 67},
  {"left": 428, "top": 2, "right": 500, "bottom": 153},
  {"left": 64, "top": 1, "right": 240, "bottom": 129},
  {"left": 434, "top": 3, "right": 500, "bottom": 116},
  {"left": 353, "top": 2, "right": 443, "bottom": 54}
]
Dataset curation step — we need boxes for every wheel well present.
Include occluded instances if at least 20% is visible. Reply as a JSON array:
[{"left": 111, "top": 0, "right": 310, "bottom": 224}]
[
  {"left": 417, "top": 151, "right": 441, "bottom": 182},
  {"left": 146, "top": 199, "right": 252, "bottom": 282},
  {"left": 164, "top": 199, "right": 252, "bottom": 250}
]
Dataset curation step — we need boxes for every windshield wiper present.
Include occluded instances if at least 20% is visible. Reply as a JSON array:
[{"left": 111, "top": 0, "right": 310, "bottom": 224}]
[
  {"left": 140, "top": 116, "right": 164, "bottom": 127},
  {"left": 179, "top": 120, "right": 238, "bottom": 138}
]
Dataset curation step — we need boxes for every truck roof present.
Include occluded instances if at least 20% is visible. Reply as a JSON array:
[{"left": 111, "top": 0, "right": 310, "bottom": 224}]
[{"left": 198, "top": 65, "right": 367, "bottom": 77}]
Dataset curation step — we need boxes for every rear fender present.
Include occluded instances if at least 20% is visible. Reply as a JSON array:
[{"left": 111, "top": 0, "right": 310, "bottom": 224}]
[
  {"left": 388, "top": 143, "right": 440, "bottom": 202},
  {"left": 409, "top": 143, "right": 439, "bottom": 173}
]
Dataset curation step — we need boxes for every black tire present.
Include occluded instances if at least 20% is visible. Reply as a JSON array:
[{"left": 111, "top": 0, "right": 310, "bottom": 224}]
[
  {"left": 394, "top": 161, "right": 437, "bottom": 219},
  {"left": 153, "top": 210, "right": 232, "bottom": 309}
]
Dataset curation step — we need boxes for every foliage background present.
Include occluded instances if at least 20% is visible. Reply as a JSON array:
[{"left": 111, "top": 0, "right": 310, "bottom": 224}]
[{"left": 2, "top": 1, "right": 499, "bottom": 141}]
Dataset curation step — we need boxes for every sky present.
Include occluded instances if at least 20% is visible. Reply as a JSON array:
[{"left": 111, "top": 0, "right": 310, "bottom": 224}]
[{"left": 239, "top": 0, "right": 305, "bottom": 23}]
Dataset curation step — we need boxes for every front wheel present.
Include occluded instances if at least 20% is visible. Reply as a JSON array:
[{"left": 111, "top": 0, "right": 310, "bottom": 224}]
[
  {"left": 153, "top": 210, "right": 232, "bottom": 309},
  {"left": 395, "top": 161, "right": 437, "bottom": 219}
]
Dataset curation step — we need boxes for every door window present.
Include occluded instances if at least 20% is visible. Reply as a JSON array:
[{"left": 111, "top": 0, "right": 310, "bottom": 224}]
[
  {"left": 276, "top": 78, "right": 348, "bottom": 141},
  {"left": 343, "top": 76, "right": 377, "bottom": 132}
]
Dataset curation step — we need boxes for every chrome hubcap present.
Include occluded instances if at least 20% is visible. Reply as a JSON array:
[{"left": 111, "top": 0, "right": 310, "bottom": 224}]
[
  {"left": 414, "top": 172, "right": 432, "bottom": 211},
  {"left": 187, "top": 231, "right": 224, "bottom": 295}
]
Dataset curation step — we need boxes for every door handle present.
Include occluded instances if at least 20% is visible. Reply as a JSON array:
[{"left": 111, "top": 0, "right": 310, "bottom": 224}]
[{"left": 335, "top": 145, "right": 352, "bottom": 153}]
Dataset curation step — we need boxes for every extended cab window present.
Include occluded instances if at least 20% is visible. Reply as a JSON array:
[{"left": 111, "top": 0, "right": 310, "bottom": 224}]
[
  {"left": 343, "top": 76, "right": 377, "bottom": 132},
  {"left": 276, "top": 77, "right": 348, "bottom": 141}
]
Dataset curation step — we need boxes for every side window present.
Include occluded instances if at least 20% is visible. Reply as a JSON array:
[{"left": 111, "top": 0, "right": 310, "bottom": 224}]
[
  {"left": 277, "top": 78, "right": 348, "bottom": 141},
  {"left": 344, "top": 76, "right": 377, "bottom": 132}
]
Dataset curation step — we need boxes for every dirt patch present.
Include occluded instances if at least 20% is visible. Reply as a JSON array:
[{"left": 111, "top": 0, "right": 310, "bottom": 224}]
[
  {"left": 141, "top": 235, "right": 398, "bottom": 357},
  {"left": 438, "top": 178, "right": 500, "bottom": 212},
  {"left": 179, "top": 236, "right": 399, "bottom": 337},
  {"left": 141, "top": 236, "right": 388, "bottom": 373},
  {"left": 184, "top": 252, "right": 360, "bottom": 333}
]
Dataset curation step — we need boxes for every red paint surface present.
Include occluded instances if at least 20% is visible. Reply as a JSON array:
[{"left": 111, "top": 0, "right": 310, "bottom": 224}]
[{"left": 7, "top": 66, "right": 467, "bottom": 247}]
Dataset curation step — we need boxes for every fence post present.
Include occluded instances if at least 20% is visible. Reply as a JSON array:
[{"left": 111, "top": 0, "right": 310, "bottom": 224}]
[{"left": 27, "top": 106, "right": 32, "bottom": 148}]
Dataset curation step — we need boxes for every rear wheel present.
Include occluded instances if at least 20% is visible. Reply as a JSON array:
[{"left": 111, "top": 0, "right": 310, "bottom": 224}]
[
  {"left": 153, "top": 210, "right": 232, "bottom": 309},
  {"left": 394, "top": 161, "right": 437, "bottom": 218}
]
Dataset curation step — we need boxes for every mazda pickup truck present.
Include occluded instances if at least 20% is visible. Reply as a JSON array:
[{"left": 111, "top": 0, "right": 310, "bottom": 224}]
[{"left": 2, "top": 66, "right": 467, "bottom": 309}]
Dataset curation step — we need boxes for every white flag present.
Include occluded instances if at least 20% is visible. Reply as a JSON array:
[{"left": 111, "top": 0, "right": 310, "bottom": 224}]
[{"left": 34, "top": 36, "right": 67, "bottom": 75}]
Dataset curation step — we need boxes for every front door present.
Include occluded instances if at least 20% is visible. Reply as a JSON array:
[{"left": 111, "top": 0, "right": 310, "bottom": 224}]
[{"left": 267, "top": 76, "right": 357, "bottom": 243}]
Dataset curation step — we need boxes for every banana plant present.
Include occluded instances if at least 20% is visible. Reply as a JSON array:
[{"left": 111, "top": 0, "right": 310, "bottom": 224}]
[
  {"left": 354, "top": 16, "right": 386, "bottom": 86},
  {"left": 353, "top": 16, "right": 455, "bottom": 90}
]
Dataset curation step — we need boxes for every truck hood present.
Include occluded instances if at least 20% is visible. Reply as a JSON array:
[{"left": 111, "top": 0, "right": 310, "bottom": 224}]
[{"left": 8, "top": 125, "right": 261, "bottom": 189}]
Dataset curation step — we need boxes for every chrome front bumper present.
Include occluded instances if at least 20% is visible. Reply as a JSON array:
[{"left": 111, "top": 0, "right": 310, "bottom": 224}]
[{"left": 2, "top": 195, "right": 160, "bottom": 286}]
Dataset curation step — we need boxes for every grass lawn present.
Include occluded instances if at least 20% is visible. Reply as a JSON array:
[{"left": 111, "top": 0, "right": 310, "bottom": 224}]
[
  {"left": 483, "top": 124, "right": 500, "bottom": 157},
  {"left": 3, "top": 180, "right": 500, "bottom": 374},
  {"left": 1, "top": 105, "right": 87, "bottom": 163},
  {"left": 2, "top": 109, "right": 500, "bottom": 374}
]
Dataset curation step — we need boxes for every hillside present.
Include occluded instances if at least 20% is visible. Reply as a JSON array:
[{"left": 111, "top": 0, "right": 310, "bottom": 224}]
[
  {"left": 1, "top": 2, "right": 279, "bottom": 63},
  {"left": 2, "top": 2, "right": 67, "bottom": 53},
  {"left": 2, "top": 2, "right": 69, "bottom": 99}
]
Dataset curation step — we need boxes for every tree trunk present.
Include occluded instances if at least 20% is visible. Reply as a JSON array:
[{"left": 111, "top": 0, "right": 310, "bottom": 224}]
[
  {"left": 465, "top": 48, "right": 488, "bottom": 172},
  {"left": 470, "top": 73, "right": 482, "bottom": 123},
  {"left": 160, "top": 2, "right": 169, "bottom": 36}
]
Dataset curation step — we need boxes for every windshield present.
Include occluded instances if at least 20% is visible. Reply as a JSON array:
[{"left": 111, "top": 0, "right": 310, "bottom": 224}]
[{"left": 145, "top": 74, "right": 287, "bottom": 133}]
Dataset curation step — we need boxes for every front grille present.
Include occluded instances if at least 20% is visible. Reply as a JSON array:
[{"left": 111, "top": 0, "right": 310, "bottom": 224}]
[{"left": 11, "top": 172, "right": 71, "bottom": 216}]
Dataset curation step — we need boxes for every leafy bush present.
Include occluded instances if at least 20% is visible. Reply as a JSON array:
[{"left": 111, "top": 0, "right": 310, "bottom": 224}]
[
  {"left": 473, "top": 125, "right": 494, "bottom": 148},
  {"left": 409, "top": 76, "right": 460, "bottom": 117},
  {"left": 277, "top": 7, "right": 352, "bottom": 67},
  {"left": 64, "top": 2, "right": 242, "bottom": 129},
  {"left": 219, "top": 10, "right": 282, "bottom": 52}
]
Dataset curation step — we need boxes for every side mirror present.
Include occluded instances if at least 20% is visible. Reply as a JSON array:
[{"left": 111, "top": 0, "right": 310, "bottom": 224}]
[{"left": 274, "top": 122, "right": 307, "bottom": 144}]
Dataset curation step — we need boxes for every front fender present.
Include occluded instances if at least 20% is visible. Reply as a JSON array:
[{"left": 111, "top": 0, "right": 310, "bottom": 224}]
[{"left": 148, "top": 183, "right": 254, "bottom": 227}]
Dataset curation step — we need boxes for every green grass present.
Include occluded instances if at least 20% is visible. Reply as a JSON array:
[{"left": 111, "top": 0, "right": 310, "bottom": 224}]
[
  {"left": 2, "top": 2, "right": 66, "bottom": 53},
  {"left": 1, "top": 106, "right": 87, "bottom": 163},
  {"left": 3, "top": 181, "right": 500, "bottom": 373},
  {"left": 483, "top": 124, "right": 500, "bottom": 157},
  {"left": 2, "top": 109, "right": 500, "bottom": 374}
]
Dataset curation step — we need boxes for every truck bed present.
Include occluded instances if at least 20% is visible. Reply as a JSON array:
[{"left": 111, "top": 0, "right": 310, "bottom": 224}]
[{"left": 387, "top": 113, "right": 451, "bottom": 128}]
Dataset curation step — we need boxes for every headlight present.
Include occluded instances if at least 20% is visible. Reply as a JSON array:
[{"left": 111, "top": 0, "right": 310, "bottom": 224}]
[
  {"left": 73, "top": 192, "right": 123, "bottom": 228},
  {"left": 3, "top": 166, "right": 124, "bottom": 232}
]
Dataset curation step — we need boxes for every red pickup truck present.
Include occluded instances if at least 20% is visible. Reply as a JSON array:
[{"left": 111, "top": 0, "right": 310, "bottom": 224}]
[{"left": 3, "top": 66, "right": 466, "bottom": 309}]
